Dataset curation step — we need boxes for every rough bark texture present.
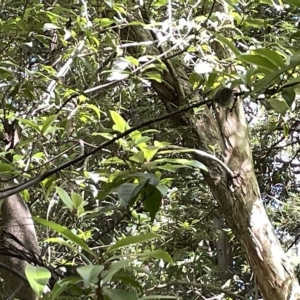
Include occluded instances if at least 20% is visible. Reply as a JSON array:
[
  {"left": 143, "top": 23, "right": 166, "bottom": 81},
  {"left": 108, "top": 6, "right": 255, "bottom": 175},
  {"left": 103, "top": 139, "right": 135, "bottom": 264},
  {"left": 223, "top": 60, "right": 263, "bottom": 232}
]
[
  {"left": 0, "top": 183, "right": 40, "bottom": 300},
  {"left": 213, "top": 216, "right": 233, "bottom": 280},
  {"left": 0, "top": 121, "right": 40, "bottom": 299},
  {"left": 119, "top": 13, "right": 300, "bottom": 299}
]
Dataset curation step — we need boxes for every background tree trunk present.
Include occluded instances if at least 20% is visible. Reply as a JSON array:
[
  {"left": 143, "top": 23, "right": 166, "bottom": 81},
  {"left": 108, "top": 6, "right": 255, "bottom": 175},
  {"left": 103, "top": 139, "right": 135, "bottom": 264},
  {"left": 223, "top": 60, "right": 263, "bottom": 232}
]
[{"left": 0, "top": 184, "right": 40, "bottom": 300}]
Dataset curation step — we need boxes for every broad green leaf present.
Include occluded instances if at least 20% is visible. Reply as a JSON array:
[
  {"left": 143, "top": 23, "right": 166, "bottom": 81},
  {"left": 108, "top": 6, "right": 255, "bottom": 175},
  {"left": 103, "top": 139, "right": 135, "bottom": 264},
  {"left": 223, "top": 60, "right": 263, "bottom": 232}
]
[
  {"left": 41, "top": 114, "right": 58, "bottom": 135},
  {"left": 253, "top": 48, "right": 285, "bottom": 68},
  {"left": 34, "top": 217, "right": 94, "bottom": 255},
  {"left": 86, "top": 104, "right": 101, "bottom": 118},
  {"left": 97, "top": 177, "right": 132, "bottom": 200},
  {"left": 143, "top": 186, "right": 162, "bottom": 221},
  {"left": 117, "top": 182, "right": 142, "bottom": 206},
  {"left": 50, "top": 277, "right": 83, "bottom": 299},
  {"left": 282, "top": 88, "right": 295, "bottom": 107},
  {"left": 145, "top": 71, "right": 162, "bottom": 82},
  {"left": 99, "top": 18, "right": 115, "bottom": 27},
  {"left": 112, "top": 274, "right": 143, "bottom": 292},
  {"left": 215, "top": 33, "right": 241, "bottom": 57},
  {"left": 239, "top": 54, "right": 279, "bottom": 70},
  {"left": 110, "top": 110, "right": 128, "bottom": 133},
  {"left": 101, "top": 260, "right": 131, "bottom": 283},
  {"left": 71, "top": 192, "right": 84, "bottom": 209},
  {"left": 141, "top": 146, "right": 160, "bottom": 162},
  {"left": 127, "top": 172, "right": 159, "bottom": 186},
  {"left": 152, "top": 0, "right": 168, "bottom": 7},
  {"left": 108, "top": 233, "right": 159, "bottom": 252},
  {"left": 96, "top": 132, "right": 114, "bottom": 140},
  {"left": 125, "top": 56, "right": 139, "bottom": 66},
  {"left": 189, "top": 72, "right": 201, "bottom": 89},
  {"left": 18, "top": 118, "right": 40, "bottom": 132},
  {"left": 252, "top": 55, "right": 300, "bottom": 93},
  {"left": 104, "top": 288, "right": 138, "bottom": 300},
  {"left": 283, "top": 0, "right": 300, "bottom": 6},
  {"left": 25, "top": 265, "right": 51, "bottom": 297},
  {"left": 56, "top": 187, "right": 73, "bottom": 210},
  {"left": 0, "top": 163, "right": 14, "bottom": 173},
  {"left": 134, "top": 136, "right": 151, "bottom": 145},
  {"left": 129, "top": 151, "right": 145, "bottom": 163},
  {"left": 136, "top": 249, "right": 173, "bottom": 263},
  {"left": 269, "top": 98, "right": 288, "bottom": 114},
  {"left": 77, "top": 265, "right": 104, "bottom": 287}
]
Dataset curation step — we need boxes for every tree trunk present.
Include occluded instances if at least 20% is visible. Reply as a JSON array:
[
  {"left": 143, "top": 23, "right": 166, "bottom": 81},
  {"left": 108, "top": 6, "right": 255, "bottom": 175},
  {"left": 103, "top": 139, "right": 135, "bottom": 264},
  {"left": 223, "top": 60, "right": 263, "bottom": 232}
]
[
  {"left": 0, "top": 120, "right": 40, "bottom": 299},
  {"left": 0, "top": 183, "right": 40, "bottom": 300},
  {"left": 118, "top": 15, "right": 300, "bottom": 300}
]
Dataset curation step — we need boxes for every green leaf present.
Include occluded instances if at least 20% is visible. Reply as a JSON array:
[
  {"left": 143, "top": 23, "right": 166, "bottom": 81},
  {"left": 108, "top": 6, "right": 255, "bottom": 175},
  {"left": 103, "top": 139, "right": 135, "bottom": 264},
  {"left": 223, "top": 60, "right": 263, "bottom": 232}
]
[
  {"left": 56, "top": 187, "right": 73, "bottom": 210},
  {"left": 215, "top": 33, "right": 241, "bottom": 57},
  {"left": 252, "top": 55, "right": 300, "bottom": 93},
  {"left": 283, "top": 0, "right": 300, "bottom": 6},
  {"left": 134, "top": 136, "right": 151, "bottom": 145},
  {"left": 18, "top": 118, "right": 40, "bottom": 133},
  {"left": 108, "top": 233, "right": 159, "bottom": 252},
  {"left": 127, "top": 172, "right": 159, "bottom": 186},
  {"left": 239, "top": 54, "right": 279, "bottom": 70},
  {"left": 140, "top": 146, "right": 160, "bottom": 162},
  {"left": 112, "top": 274, "right": 143, "bottom": 292},
  {"left": 152, "top": 0, "right": 168, "bottom": 7},
  {"left": 101, "top": 260, "right": 131, "bottom": 283},
  {"left": 110, "top": 110, "right": 128, "bottom": 133},
  {"left": 50, "top": 277, "right": 82, "bottom": 299},
  {"left": 117, "top": 182, "right": 142, "bottom": 206},
  {"left": 77, "top": 265, "right": 104, "bottom": 287},
  {"left": 189, "top": 72, "right": 201, "bottom": 89},
  {"left": 269, "top": 98, "right": 288, "bottom": 114},
  {"left": 41, "top": 114, "right": 58, "bottom": 135},
  {"left": 145, "top": 71, "right": 162, "bottom": 82},
  {"left": 86, "top": 104, "right": 101, "bottom": 118},
  {"left": 137, "top": 249, "right": 173, "bottom": 263},
  {"left": 104, "top": 288, "right": 138, "bottom": 300},
  {"left": 71, "top": 192, "right": 84, "bottom": 209},
  {"left": 34, "top": 217, "right": 94, "bottom": 255},
  {"left": 143, "top": 186, "right": 162, "bottom": 221},
  {"left": 0, "top": 163, "right": 14, "bottom": 173},
  {"left": 98, "top": 18, "right": 115, "bottom": 27},
  {"left": 129, "top": 151, "right": 145, "bottom": 163},
  {"left": 282, "top": 88, "right": 295, "bottom": 107},
  {"left": 253, "top": 48, "right": 285, "bottom": 68},
  {"left": 25, "top": 265, "right": 51, "bottom": 297}
]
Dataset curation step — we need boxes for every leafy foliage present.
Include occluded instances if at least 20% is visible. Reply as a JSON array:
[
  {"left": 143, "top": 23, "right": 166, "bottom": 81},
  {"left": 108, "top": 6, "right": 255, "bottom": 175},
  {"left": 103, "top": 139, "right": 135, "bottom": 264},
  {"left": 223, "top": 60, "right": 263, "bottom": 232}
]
[{"left": 0, "top": 0, "right": 300, "bottom": 299}]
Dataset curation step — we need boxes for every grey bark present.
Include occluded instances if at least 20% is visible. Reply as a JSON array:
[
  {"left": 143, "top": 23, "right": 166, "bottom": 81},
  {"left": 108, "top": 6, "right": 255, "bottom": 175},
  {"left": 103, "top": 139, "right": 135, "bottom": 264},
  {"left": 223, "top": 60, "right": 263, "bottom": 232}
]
[{"left": 0, "top": 182, "right": 40, "bottom": 300}]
